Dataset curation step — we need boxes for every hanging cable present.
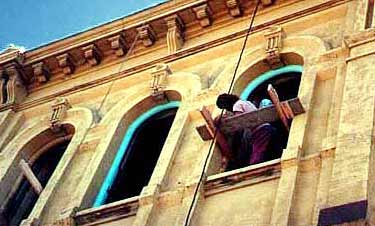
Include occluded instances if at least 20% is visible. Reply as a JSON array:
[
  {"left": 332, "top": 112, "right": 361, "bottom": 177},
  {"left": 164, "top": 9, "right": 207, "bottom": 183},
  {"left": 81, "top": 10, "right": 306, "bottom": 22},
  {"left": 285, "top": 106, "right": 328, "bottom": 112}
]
[
  {"left": 97, "top": 33, "right": 140, "bottom": 113},
  {"left": 183, "top": 0, "right": 261, "bottom": 225}
]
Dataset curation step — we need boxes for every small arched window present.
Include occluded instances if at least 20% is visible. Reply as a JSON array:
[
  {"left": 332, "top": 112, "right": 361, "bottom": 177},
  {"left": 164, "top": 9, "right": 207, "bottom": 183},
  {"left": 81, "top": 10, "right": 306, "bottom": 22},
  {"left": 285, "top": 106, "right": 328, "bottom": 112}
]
[
  {"left": 1, "top": 138, "right": 71, "bottom": 226},
  {"left": 94, "top": 101, "right": 179, "bottom": 207},
  {"left": 226, "top": 65, "right": 302, "bottom": 170}
]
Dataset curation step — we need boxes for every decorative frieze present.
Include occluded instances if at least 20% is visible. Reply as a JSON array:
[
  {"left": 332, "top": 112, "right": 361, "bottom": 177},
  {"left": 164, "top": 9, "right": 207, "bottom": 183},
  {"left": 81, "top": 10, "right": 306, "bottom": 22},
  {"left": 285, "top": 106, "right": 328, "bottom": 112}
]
[
  {"left": 193, "top": 4, "right": 212, "bottom": 28},
  {"left": 165, "top": 14, "right": 185, "bottom": 54},
  {"left": 108, "top": 34, "right": 128, "bottom": 57},
  {"left": 226, "top": 0, "right": 242, "bottom": 17},
  {"left": 82, "top": 44, "right": 102, "bottom": 66},
  {"left": 32, "top": 62, "right": 50, "bottom": 84},
  {"left": 0, "top": 63, "right": 27, "bottom": 107},
  {"left": 56, "top": 53, "right": 75, "bottom": 75},
  {"left": 150, "top": 63, "right": 171, "bottom": 99},
  {"left": 137, "top": 24, "right": 156, "bottom": 47},
  {"left": 50, "top": 97, "right": 71, "bottom": 133},
  {"left": 264, "top": 26, "right": 284, "bottom": 69}
]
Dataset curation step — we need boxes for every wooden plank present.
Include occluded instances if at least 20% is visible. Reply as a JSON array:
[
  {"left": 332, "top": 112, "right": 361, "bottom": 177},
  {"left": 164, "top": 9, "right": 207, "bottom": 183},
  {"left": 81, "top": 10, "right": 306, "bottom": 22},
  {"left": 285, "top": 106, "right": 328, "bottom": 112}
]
[
  {"left": 199, "top": 107, "right": 232, "bottom": 159},
  {"left": 196, "top": 124, "right": 213, "bottom": 141},
  {"left": 267, "top": 84, "right": 290, "bottom": 131},
  {"left": 19, "top": 159, "right": 43, "bottom": 195},
  {"left": 220, "top": 98, "right": 305, "bottom": 134}
]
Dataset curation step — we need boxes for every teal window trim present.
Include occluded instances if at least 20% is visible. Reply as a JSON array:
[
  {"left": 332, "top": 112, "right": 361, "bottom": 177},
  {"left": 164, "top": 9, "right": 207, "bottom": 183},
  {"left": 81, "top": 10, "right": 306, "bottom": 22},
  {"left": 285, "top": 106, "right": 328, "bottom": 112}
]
[
  {"left": 93, "top": 101, "right": 180, "bottom": 207},
  {"left": 240, "top": 65, "right": 303, "bottom": 100}
]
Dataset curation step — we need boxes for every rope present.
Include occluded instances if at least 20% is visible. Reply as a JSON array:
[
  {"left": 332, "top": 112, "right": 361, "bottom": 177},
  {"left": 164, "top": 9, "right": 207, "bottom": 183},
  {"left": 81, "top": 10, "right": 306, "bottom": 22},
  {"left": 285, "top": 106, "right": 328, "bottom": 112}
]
[
  {"left": 183, "top": 0, "right": 261, "bottom": 225},
  {"left": 97, "top": 33, "right": 140, "bottom": 113}
]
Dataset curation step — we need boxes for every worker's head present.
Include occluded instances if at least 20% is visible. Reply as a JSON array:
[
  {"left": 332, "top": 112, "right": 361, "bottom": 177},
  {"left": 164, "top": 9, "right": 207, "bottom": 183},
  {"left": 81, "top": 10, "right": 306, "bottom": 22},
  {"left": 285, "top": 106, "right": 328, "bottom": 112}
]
[{"left": 216, "top": 94, "right": 239, "bottom": 112}]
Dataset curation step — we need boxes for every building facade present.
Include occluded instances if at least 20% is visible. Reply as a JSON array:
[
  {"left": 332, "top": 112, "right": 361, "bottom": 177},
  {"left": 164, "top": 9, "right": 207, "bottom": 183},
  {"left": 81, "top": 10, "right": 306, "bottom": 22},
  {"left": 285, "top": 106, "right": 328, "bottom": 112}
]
[{"left": 0, "top": 0, "right": 375, "bottom": 225}]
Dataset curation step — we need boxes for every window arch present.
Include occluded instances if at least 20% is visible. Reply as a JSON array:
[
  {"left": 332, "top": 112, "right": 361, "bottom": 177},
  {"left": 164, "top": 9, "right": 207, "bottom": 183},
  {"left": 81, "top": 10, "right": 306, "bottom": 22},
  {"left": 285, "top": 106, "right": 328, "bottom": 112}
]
[
  {"left": 229, "top": 65, "right": 303, "bottom": 168},
  {"left": 93, "top": 101, "right": 180, "bottom": 207},
  {"left": 0, "top": 125, "right": 74, "bottom": 226}
]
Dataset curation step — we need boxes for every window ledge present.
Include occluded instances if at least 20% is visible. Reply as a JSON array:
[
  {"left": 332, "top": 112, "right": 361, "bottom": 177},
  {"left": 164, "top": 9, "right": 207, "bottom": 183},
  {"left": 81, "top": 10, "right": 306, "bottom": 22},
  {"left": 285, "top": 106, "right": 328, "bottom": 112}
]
[
  {"left": 75, "top": 196, "right": 139, "bottom": 225},
  {"left": 205, "top": 159, "right": 281, "bottom": 197}
]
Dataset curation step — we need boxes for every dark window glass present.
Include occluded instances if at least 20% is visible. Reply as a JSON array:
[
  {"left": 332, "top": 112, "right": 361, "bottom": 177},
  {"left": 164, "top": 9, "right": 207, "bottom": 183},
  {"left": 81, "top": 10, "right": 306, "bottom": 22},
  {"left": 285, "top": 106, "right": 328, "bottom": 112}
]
[
  {"left": 2, "top": 140, "right": 70, "bottom": 226},
  {"left": 105, "top": 108, "right": 177, "bottom": 204}
]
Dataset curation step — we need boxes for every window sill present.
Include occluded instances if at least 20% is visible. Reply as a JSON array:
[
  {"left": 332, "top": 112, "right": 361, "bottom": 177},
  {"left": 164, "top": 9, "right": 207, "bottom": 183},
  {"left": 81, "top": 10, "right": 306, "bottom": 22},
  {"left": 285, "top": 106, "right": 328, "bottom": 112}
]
[
  {"left": 75, "top": 196, "right": 139, "bottom": 225},
  {"left": 205, "top": 159, "right": 281, "bottom": 197}
]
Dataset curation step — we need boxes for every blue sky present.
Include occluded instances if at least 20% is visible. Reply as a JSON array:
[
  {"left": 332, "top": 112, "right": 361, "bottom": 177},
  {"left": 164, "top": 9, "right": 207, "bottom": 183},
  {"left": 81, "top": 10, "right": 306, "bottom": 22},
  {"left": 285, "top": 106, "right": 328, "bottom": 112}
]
[{"left": 0, "top": 0, "right": 166, "bottom": 51}]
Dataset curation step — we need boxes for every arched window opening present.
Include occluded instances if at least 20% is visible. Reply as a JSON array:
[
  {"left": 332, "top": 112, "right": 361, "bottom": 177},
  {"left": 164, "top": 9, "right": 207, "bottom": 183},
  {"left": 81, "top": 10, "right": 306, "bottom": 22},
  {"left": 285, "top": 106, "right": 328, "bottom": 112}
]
[
  {"left": 94, "top": 101, "right": 179, "bottom": 207},
  {"left": 2, "top": 139, "right": 71, "bottom": 226},
  {"left": 225, "top": 65, "right": 302, "bottom": 171}
]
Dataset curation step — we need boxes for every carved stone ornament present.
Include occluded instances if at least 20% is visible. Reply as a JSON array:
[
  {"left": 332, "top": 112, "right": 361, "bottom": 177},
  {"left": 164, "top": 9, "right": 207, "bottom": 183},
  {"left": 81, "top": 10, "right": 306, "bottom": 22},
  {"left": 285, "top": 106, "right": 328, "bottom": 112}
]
[
  {"left": 150, "top": 64, "right": 171, "bottom": 99},
  {"left": 50, "top": 97, "right": 71, "bottom": 133},
  {"left": 165, "top": 14, "right": 185, "bottom": 54},
  {"left": 0, "top": 63, "right": 27, "bottom": 108},
  {"left": 264, "top": 26, "right": 285, "bottom": 69},
  {"left": 137, "top": 24, "right": 156, "bottom": 47},
  {"left": 226, "top": 0, "right": 242, "bottom": 17},
  {"left": 193, "top": 4, "right": 212, "bottom": 28},
  {"left": 56, "top": 53, "right": 75, "bottom": 75},
  {"left": 32, "top": 62, "right": 50, "bottom": 84},
  {"left": 108, "top": 34, "right": 128, "bottom": 57},
  {"left": 81, "top": 44, "right": 102, "bottom": 66}
]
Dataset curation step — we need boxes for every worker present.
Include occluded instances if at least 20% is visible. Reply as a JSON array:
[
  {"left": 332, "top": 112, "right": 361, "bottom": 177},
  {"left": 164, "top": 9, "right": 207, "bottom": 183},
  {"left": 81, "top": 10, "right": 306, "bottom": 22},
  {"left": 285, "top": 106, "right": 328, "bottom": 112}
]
[{"left": 216, "top": 94, "right": 277, "bottom": 166}]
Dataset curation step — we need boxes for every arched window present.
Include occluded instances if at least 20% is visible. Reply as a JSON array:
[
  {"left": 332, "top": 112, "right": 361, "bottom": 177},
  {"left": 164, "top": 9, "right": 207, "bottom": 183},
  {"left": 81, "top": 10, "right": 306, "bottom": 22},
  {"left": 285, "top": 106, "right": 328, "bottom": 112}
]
[
  {"left": 94, "top": 101, "right": 180, "bottom": 207},
  {"left": 1, "top": 138, "right": 72, "bottom": 226},
  {"left": 226, "top": 65, "right": 302, "bottom": 171}
]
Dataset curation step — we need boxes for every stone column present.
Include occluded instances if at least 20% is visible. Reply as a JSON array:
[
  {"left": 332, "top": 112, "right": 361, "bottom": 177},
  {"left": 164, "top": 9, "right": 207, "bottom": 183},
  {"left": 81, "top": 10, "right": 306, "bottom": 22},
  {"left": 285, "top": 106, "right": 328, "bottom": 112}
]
[{"left": 326, "top": 30, "right": 375, "bottom": 223}]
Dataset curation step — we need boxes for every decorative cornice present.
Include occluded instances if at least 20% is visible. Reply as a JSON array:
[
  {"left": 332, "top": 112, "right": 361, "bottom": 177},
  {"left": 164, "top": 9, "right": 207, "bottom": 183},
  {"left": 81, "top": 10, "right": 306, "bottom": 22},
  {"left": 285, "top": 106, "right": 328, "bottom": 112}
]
[
  {"left": 137, "top": 24, "right": 157, "bottom": 47},
  {"left": 81, "top": 44, "right": 102, "bottom": 66},
  {"left": 193, "top": 3, "right": 212, "bottom": 28},
  {"left": 9, "top": 0, "right": 351, "bottom": 112},
  {"left": 226, "top": 0, "right": 242, "bottom": 17},
  {"left": 108, "top": 34, "right": 128, "bottom": 57},
  {"left": 56, "top": 53, "right": 75, "bottom": 75},
  {"left": 32, "top": 62, "right": 50, "bottom": 84}
]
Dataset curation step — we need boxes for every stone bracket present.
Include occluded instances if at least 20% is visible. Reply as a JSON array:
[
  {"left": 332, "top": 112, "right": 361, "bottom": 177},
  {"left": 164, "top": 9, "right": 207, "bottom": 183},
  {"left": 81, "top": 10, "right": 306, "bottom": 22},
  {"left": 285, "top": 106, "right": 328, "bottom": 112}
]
[
  {"left": 137, "top": 24, "right": 156, "bottom": 47},
  {"left": 0, "top": 62, "right": 27, "bottom": 108},
  {"left": 226, "top": 0, "right": 242, "bottom": 17},
  {"left": 32, "top": 62, "right": 50, "bottom": 84},
  {"left": 165, "top": 14, "right": 185, "bottom": 54},
  {"left": 56, "top": 53, "right": 75, "bottom": 75},
  {"left": 193, "top": 4, "right": 212, "bottom": 28},
  {"left": 108, "top": 34, "right": 128, "bottom": 57},
  {"left": 50, "top": 97, "right": 71, "bottom": 133},
  {"left": 150, "top": 64, "right": 171, "bottom": 100},
  {"left": 264, "top": 26, "right": 285, "bottom": 69},
  {"left": 82, "top": 44, "right": 102, "bottom": 66}
]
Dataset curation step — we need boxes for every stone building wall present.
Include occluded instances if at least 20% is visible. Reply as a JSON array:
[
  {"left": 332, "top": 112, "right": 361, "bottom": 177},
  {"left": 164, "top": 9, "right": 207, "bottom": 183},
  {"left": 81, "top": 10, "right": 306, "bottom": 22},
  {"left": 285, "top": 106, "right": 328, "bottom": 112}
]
[{"left": 0, "top": 0, "right": 374, "bottom": 225}]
